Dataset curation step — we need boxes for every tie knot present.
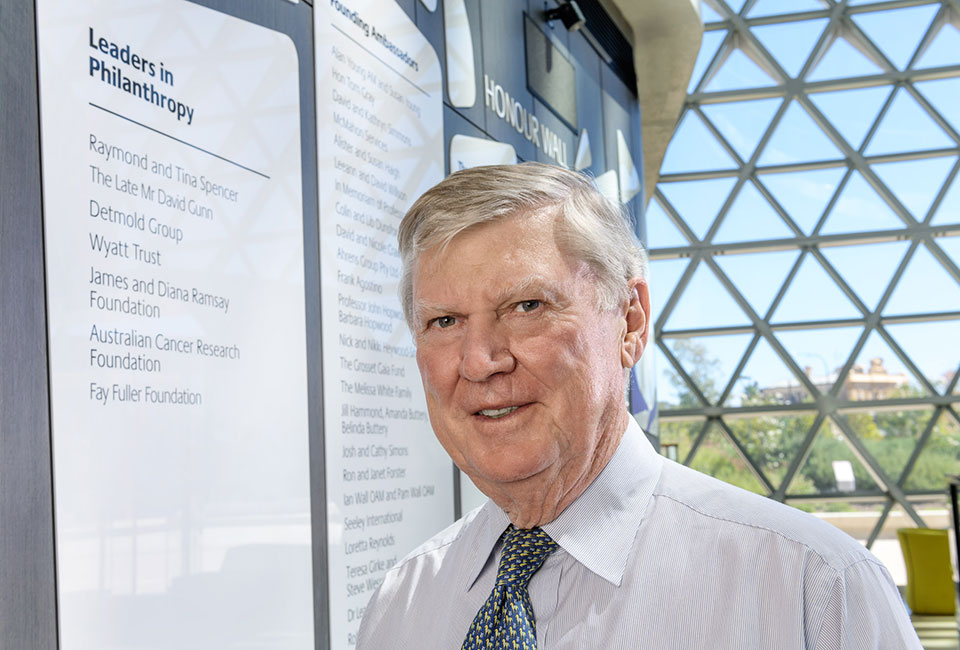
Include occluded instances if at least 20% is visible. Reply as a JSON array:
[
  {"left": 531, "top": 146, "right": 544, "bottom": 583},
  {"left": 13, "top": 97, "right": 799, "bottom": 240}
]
[{"left": 495, "top": 525, "right": 558, "bottom": 588}]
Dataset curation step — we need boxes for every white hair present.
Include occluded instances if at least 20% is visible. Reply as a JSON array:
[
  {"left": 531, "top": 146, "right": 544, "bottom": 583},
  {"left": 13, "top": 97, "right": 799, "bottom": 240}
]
[{"left": 398, "top": 162, "right": 648, "bottom": 329}]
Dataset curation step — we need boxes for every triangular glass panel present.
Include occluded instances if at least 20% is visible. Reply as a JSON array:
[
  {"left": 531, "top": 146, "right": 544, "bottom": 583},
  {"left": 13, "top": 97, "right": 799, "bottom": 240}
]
[
  {"left": 726, "top": 0, "right": 748, "bottom": 15},
  {"left": 713, "top": 180, "right": 794, "bottom": 244},
  {"left": 759, "top": 168, "right": 845, "bottom": 235},
  {"left": 931, "top": 171, "right": 960, "bottom": 226},
  {"left": 663, "top": 262, "right": 751, "bottom": 331},
  {"left": 646, "top": 197, "right": 689, "bottom": 249},
  {"left": 872, "top": 157, "right": 956, "bottom": 221},
  {"left": 701, "top": 4, "right": 723, "bottom": 22},
  {"left": 933, "top": 235, "right": 960, "bottom": 268},
  {"left": 726, "top": 335, "right": 814, "bottom": 406},
  {"left": 884, "top": 243, "right": 960, "bottom": 316},
  {"left": 758, "top": 100, "right": 843, "bottom": 166},
  {"left": 846, "top": 329, "right": 929, "bottom": 401},
  {"left": 715, "top": 249, "right": 799, "bottom": 318},
  {"left": 656, "top": 346, "right": 689, "bottom": 408},
  {"left": 666, "top": 333, "right": 754, "bottom": 404},
  {"left": 820, "top": 171, "right": 904, "bottom": 235},
  {"left": 772, "top": 254, "right": 862, "bottom": 324},
  {"left": 886, "top": 321, "right": 960, "bottom": 394},
  {"left": 915, "top": 22, "right": 960, "bottom": 70},
  {"left": 840, "top": 408, "right": 933, "bottom": 483},
  {"left": 649, "top": 258, "right": 691, "bottom": 326},
  {"left": 903, "top": 411, "right": 960, "bottom": 490},
  {"left": 807, "top": 36, "right": 884, "bottom": 82},
  {"left": 658, "top": 417, "right": 706, "bottom": 462},
  {"left": 705, "top": 47, "right": 778, "bottom": 92},
  {"left": 752, "top": 18, "right": 828, "bottom": 78},
  {"left": 689, "top": 424, "right": 767, "bottom": 495},
  {"left": 727, "top": 412, "right": 818, "bottom": 490},
  {"left": 660, "top": 111, "right": 738, "bottom": 174},
  {"left": 852, "top": 5, "right": 939, "bottom": 70},
  {"left": 820, "top": 240, "right": 910, "bottom": 311},
  {"left": 688, "top": 29, "right": 728, "bottom": 93},
  {"left": 915, "top": 78, "right": 960, "bottom": 136},
  {"left": 789, "top": 420, "right": 880, "bottom": 494},
  {"left": 808, "top": 85, "right": 892, "bottom": 151},
  {"left": 775, "top": 326, "right": 864, "bottom": 396},
  {"left": 864, "top": 88, "right": 954, "bottom": 156},
  {"left": 701, "top": 98, "right": 782, "bottom": 162},
  {"left": 659, "top": 177, "right": 737, "bottom": 241},
  {"left": 748, "top": 0, "right": 825, "bottom": 18}
]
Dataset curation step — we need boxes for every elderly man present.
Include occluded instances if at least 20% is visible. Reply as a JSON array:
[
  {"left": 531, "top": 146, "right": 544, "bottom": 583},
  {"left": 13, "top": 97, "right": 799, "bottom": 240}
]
[{"left": 357, "top": 163, "right": 921, "bottom": 649}]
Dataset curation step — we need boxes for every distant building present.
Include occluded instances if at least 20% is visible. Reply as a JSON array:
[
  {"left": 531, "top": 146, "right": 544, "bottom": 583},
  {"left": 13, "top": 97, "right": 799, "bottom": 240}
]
[{"left": 759, "top": 357, "right": 908, "bottom": 403}]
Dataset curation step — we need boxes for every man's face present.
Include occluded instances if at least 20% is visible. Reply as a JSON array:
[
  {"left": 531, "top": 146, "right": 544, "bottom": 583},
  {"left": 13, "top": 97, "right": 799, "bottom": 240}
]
[{"left": 411, "top": 212, "right": 638, "bottom": 500}]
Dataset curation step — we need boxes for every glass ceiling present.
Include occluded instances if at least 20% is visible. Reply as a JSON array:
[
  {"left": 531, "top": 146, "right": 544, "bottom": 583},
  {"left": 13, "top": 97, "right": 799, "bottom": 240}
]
[{"left": 653, "top": 0, "right": 960, "bottom": 549}]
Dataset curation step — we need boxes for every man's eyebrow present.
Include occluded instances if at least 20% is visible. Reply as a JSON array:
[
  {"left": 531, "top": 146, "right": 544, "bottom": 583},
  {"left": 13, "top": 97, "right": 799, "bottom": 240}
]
[
  {"left": 412, "top": 276, "right": 565, "bottom": 324},
  {"left": 492, "top": 276, "right": 563, "bottom": 305}
]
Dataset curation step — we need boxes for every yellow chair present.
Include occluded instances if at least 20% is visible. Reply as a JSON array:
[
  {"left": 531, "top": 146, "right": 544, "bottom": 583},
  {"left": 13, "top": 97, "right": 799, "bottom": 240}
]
[{"left": 898, "top": 528, "right": 957, "bottom": 615}]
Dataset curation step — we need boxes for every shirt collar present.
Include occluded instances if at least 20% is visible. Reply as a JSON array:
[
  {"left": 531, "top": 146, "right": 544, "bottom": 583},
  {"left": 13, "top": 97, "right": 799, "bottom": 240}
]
[{"left": 461, "top": 417, "right": 663, "bottom": 590}]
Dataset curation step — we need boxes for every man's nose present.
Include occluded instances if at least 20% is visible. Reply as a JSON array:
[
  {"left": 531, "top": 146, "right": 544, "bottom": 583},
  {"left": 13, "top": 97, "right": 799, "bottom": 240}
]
[{"left": 459, "top": 318, "right": 515, "bottom": 381}]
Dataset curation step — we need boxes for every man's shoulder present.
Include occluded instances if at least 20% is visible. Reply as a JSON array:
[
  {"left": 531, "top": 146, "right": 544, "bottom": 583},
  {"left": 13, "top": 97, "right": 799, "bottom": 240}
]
[
  {"left": 357, "top": 504, "right": 487, "bottom": 647},
  {"left": 653, "top": 460, "right": 876, "bottom": 571},
  {"left": 368, "top": 502, "right": 487, "bottom": 603}
]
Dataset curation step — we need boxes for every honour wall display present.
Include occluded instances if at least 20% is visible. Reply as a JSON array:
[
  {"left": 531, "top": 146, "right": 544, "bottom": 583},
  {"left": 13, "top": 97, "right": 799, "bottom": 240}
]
[
  {"left": 36, "top": 1, "right": 314, "bottom": 648},
  {"left": 315, "top": 1, "right": 453, "bottom": 647}
]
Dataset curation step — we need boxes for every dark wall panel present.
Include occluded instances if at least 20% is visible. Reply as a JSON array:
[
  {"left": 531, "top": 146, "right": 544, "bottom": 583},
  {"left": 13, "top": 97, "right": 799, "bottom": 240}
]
[
  {"left": 532, "top": 97, "right": 575, "bottom": 168},
  {"left": 0, "top": 1, "right": 59, "bottom": 649},
  {"left": 569, "top": 30, "right": 605, "bottom": 177},
  {"left": 396, "top": 0, "right": 416, "bottom": 20},
  {"left": 443, "top": 103, "right": 490, "bottom": 175},
  {"left": 478, "top": 0, "right": 536, "bottom": 160},
  {"left": 526, "top": 0, "right": 570, "bottom": 52},
  {"left": 444, "top": 0, "right": 487, "bottom": 131}
]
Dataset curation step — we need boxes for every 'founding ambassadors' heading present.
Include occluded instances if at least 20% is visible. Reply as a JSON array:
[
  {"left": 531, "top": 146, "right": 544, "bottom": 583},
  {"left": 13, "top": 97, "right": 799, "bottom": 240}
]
[{"left": 329, "top": 0, "right": 421, "bottom": 72}]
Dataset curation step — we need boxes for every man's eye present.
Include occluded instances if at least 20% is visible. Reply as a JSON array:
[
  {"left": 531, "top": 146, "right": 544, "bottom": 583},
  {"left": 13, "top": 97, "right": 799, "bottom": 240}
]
[
  {"left": 432, "top": 315, "right": 456, "bottom": 329},
  {"left": 516, "top": 300, "right": 541, "bottom": 313}
]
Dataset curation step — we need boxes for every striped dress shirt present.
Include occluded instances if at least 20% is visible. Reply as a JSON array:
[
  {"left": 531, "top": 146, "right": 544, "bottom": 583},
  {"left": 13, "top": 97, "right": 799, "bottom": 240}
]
[{"left": 357, "top": 418, "right": 922, "bottom": 649}]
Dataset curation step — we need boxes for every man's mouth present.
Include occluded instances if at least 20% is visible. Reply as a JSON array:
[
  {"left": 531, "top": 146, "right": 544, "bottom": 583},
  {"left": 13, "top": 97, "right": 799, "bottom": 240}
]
[{"left": 477, "top": 406, "right": 520, "bottom": 419}]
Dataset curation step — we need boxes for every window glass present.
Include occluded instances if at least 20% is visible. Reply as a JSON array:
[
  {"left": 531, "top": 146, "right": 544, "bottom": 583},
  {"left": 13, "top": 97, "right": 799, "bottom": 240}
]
[
  {"left": 851, "top": 5, "right": 939, "bottom": 70},
  {"left": 872, "top": 157, "right": 956, "bottom": 221},
  {"left": 771, "top": 254, "right": 861, "bottom": 323},
  {"left": 820, "top": 240, "right": 909, "bottom": 311},
  {"left": 706, "top": 48, "right": 778, "bottom": 92},
  {"left": 758, "top": 100, "right": 843, "bottom": 165},
  {"left": 808, "top": 85, "right": 892, "bottom": 150},
  {"left": 701, "top": 98, "right": 782, "bottom": 162},
  {"left": 751, "top": 18, "right": 828, "bottom": 78},
  {"left": 759, "top": 167, "right": 845, "bottom": 234},
  {"left": 713, "top": 180, "right": 794, "bottom": 243},
  {"left": 883, "top": 244, "right": 960, "bottom": 316},
  {"left": 807, "top": 36, "right": 883, "bottom": 81},
  {"left": 715, "top": 249, "right": 800, "bottom": 318},
  {"left": 865, "top": 88, "right": 954, "bottom": 155}
]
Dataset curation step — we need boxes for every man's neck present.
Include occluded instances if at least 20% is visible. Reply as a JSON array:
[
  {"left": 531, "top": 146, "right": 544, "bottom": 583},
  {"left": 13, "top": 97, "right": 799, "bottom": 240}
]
[{"left": 485, "top": 409, "right": 630, "bottom": 529}]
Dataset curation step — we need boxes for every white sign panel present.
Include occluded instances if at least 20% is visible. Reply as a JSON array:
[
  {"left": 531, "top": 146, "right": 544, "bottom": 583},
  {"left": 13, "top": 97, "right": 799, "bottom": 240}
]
[
  {"left": 315, "top": 1, "right": 452, "bottom": 647},
  {"left": 36, "top": 1, "right": 313, "bottom": 648}
]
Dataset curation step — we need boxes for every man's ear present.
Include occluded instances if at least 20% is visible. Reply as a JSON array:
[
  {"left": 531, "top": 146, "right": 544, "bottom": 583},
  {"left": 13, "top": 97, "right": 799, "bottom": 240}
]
[{"left": 620, "top": 278, "right": 650, "bottom": 369}]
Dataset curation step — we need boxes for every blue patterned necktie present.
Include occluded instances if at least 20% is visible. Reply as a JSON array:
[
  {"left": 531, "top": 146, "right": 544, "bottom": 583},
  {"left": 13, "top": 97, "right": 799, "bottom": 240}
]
[{"left": 462, "top": 525, "right": 559, "bottom": 650}]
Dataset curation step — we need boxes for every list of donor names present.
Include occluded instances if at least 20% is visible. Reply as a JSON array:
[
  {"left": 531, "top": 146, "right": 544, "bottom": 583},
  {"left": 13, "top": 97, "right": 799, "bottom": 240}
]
[
  {"left": 328, "top": 39, "right": 431, "bottom": 621},
  {"left": 38, "top": 2, "right": 313, "bottom": 648},
  {"left": 316, "top": 2, "right": 451, "bottom": 647},
  {"left": 85, "top": 131, "right": 240, "bottom": 408}
]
